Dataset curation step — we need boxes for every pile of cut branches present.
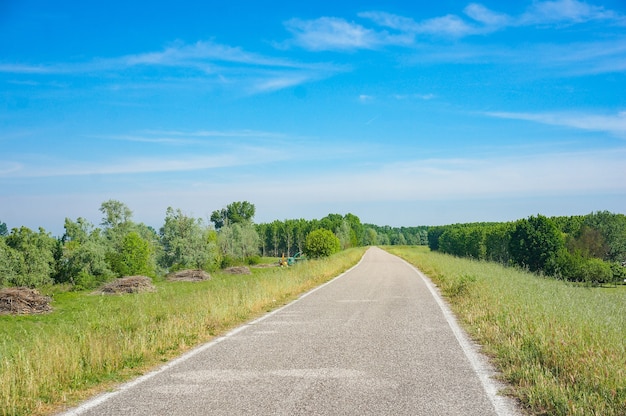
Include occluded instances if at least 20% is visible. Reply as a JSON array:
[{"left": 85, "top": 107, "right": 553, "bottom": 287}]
[
  {"left": 97, "top": 276, "right": 156, "bottom": 294},
  {"left": 0, "top": 287, "right": 52, "bottom": 315},
  {"left": 167, "top": 269, "right": 211, "bottom": 282}
]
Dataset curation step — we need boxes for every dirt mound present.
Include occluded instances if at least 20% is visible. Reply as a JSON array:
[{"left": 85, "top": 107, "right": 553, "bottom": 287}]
[
  {"left": 97, "top": 276, "right": 156, "bottom": 294},
  {"left": 167, "top": 269, "right": 211, "bottom": 282},
  {"left": 0, "top": 287, "right": 52, "bottom": 315},
  {"left": 223, "top": 266, "right": 251, "bottom": 275}
]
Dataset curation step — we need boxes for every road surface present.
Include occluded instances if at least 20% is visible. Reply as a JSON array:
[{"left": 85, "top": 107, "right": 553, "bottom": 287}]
[{"left": 62, "top": 247, "right": 521, "bottom": 415}]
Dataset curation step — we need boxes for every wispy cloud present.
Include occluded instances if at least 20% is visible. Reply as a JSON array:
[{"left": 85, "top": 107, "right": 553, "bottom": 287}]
[
  {"left": 0, "top": 40, "right": 343, "bottom": 94},
  {"left": 286, "top": 0, "right": 624, "bottom": 53},
  {"left": 95, "top": 129, "right": 287, "bottom": 145},
  {"left": 0, "top": 151, "right": 287, "bottom": 179},
  {"left": 392, "top": 93, "right": 435, "bottom": 100},
  {"left": 519, "top": 0, "right": 620, "bottom": 25},
  {"left": 283, "top": 17, "right": 412, "bottom": 51},
  {"left": 485, "top": 110, "right": 626, "bottom": 138}
]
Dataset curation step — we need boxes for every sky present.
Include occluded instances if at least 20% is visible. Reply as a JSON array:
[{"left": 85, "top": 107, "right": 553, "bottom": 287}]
[{"left": 1, "top": 0, "right": 625, "bottom": 235}]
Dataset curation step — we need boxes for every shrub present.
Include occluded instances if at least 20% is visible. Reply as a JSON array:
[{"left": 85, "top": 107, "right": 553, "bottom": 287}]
[{"left": 304, "top": 229, "right": 341, "bottom": 258}]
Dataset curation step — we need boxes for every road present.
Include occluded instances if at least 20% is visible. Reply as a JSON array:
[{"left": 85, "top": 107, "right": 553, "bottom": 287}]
[{"left": 62, "top": 247, "right": 521, "bottom": 415}]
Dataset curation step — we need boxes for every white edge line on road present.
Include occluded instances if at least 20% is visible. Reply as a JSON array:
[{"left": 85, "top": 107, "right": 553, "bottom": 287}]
[
  {"left": 59, "top": 252, "right": 367, "bottom": 416},
  {"left": 399, "top": 257, "right": 521, "bottom": 416}
]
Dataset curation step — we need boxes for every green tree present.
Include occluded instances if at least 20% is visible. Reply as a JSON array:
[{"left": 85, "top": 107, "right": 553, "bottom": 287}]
[
  {"left": 509, "top": 215, "right": 564, "bottom": 274},
  {"left": 363, "top": 228, "right": 378, "bottom": 246},
  {"left": 107, "top": 231, "right": 155, "bottom": 277},
  {"left": 58, "top": 217, "right": 114, "bottom": 288},
  {"left": 100, "top": 199, "right": 133, "bottom": 229},
  {"left": 582, "top": 211, "right": 626, "bottom": 262},
  {"left": 0, "top": 238, "right": 24, "bottom": 287},
  {"left": 211, "top": 201, "right": 256, "bottom": 230},
  {"left": 0, "top": 221, "right": 7, "bottom": 236},
  {"left": 304, "top": 229, "right": 341, "bottom": 258},
  {"left": 218, "top": 222, "right": 260, "bottom": 264},
  {"left": 335, "top": 219, "right": 352, "bottom": 250},
  {"left": 160, "top": 207, "right": 217, "bottom": 270},
  {"left": 5, "top": 227, "right": 57, "bottom": 287}
]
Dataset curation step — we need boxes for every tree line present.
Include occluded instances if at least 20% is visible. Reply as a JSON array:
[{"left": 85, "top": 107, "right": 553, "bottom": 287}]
[
  {"left": 0, "top": 200, "right": 425, "bottom": 290},
  {"left": 427, "top": 211, "right": 626, "bottom": 285}
]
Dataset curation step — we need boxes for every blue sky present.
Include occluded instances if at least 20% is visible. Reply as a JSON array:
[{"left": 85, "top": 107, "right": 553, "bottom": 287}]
[{"left": 1, "top": 0, "right": 625, "bottom": 235}]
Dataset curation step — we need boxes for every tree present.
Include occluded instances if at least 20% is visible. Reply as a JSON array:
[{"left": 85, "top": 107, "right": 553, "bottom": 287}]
[
  {"left": 304, "top": 229, "right": 340, "bottom": 258},
  {"left": 100, "top": 200, "right": 133, "bottom": 229},
  {"left": 211, "top": 201, "right": 255, "bottom": 230},
  {"left": 58, "top": 217, "right": 114, "bottom": 288},
  {"left": 218, "top": 222, "right": 260, "bottom": 264},
  {"left": 363, "top": 228, "right": 378, "bottom": 246},
  {"left": 107, "top": 231, "right": 155, "bottom": 277},
  {"left": 0, "top": 238, "right": 24, "bottom": 287},
  {"left": 0, "top": 221, "right": 7, "bottom": 236},
  {"left": 160, "top": 207, "right": 218, "bottom": 271},
  {"left": 509, "top": 215, "right": 564, "bottom": 274},
  {"left": 5, "top": 226, "right": 57, "bottom": 287},
  {"left": 335, "top": 219, "right": 352, "bottom": 250}
]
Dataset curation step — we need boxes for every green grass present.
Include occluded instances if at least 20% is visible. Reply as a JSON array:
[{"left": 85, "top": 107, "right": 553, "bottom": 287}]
[
  {"left": 386, "top": 246, "right": 626, "bottom": 416},
  {"left": 0, "top": 248, "right": 366, "bottom": 416}
]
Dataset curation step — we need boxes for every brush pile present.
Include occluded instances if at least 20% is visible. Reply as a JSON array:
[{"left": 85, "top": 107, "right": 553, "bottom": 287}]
[
  {"left": 0, "top": 287, "right": 52, "bottom": 315},
  {"left": 97, "top": 276, "right": 156, "bottom": 294},
  {"left": 223, "top": 266, "right": 251, "bottom": 275},
  {"left": 167, "top": 269, "right": 212, "bottom": 282}
]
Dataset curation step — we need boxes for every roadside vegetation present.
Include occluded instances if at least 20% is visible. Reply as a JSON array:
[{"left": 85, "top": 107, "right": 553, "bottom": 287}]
[
  {"left": 2, "top": 202, "right": 624, "bottom": 415},
  {"left": 427, "top": 211, "right": 626, "bottom": 286},
  {"left": 0, "top": 247, "right": 366, "bottom": 415},
  {"left": 387, "top": 246, "right": 626, "bottom": 416}
]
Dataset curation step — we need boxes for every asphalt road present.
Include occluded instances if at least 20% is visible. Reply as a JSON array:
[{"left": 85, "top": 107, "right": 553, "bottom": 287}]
[{"left": 62, "top": 247, "right": 521, "bottom": 416}]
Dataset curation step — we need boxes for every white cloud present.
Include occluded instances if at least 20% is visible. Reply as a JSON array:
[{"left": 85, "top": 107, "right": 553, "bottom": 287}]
[
  {"left": 463, "top": 3, "right": 511, "bottom": 28},
  {"left": 353, "top": 1, "right": 623, "bottom": 44},
  {"left": 485, "top": 110, "right": 626, "bottom": 137},
  {"left": 0, "top": 149, "right": 288, "bottom": 179},
  {"left": 0, "top": 40, "right": 344, "bottom": 94},
  {"left": 520, "top": 0, "right": 619, "bottom": 25},
  {"left": 284, "top": 17, "right": 386, "bottom": 51}
]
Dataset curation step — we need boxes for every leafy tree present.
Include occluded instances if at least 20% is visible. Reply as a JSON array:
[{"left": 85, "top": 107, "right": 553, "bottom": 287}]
[
  {"left": 335, "top": 219, "right": 352, "bottom": 250},
  {"left": 5, "top": 226, "right": 57, "bottom": 287},
  {"left": 0, "top": 221, "right": 7, "bottom": 236},
  {"left": 484, "top": 223, "right": 512, "bottom": 264},
  {"left": 0, "top": 238, "right": 24, "bottom": 287},
  {"left": 581, "top": 211, "right": 626, "bottom": 262},
  {"left": 58, "top": 217, "right": 114, "bottom": 288},
  {"left": 304, "top": 229, "right": 340, "bottom": 258},
  {"left": 343, "top": 213, "right": 364, "bottom": 247},
  {"left": 566, "top": 226, "right": 609, "bottom": 260},
  {"left": 509, "top": 215, "right": 564, "bottom": 274},
  {"left": 218, "top": 222, "right": 260, "bottom": 264},
  {"left": 160, "top": 207, "right": 218, "bottom": 271},
  {"left": 107, "top": 231, "right": 155, "bottom": 277},
  {"left": 211, "top": 201, "right": 255, "bottom": 230},
  {"left": 363, "top": 227, "right": 378, "bottom": 246},
  {"left": 100, "top": 199, "right": 133, "bottom": 229}
]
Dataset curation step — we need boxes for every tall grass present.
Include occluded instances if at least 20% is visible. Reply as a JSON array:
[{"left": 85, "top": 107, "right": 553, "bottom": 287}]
[
  {"left": 0, "top": 248, "right": 366, "bottom": 416},
  {"left": 387, "top": 246, "right": 626, "bottom": 416}
]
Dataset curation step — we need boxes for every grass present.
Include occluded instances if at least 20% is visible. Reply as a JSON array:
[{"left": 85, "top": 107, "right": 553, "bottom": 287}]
[
  {"left": 0, "top": 247, "right": 366, "bottom": 416},
  {"left": 386, "top": 246, "right": 626, "bottom": 416}
]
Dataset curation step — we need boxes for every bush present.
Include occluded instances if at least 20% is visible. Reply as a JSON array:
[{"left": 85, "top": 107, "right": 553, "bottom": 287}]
[
  {"left": 304, "top": 229, "right": 341, "bottom": 259},
  {"left": 555, "top": 250, "right": 613, "bottom": 285}
]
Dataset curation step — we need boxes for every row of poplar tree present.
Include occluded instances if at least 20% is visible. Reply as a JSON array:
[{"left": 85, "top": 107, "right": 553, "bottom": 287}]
[
  {"left": 427, "top": 211, "right": 626, "bottom": 285},
  {"left": 0, "top": 200, "right": 426, "bottom": 290}
]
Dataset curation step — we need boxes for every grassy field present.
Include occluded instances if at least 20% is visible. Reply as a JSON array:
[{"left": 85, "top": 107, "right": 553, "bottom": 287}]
[
  {"left": 0, "top": 248, "right": 366, "bottom": 416},
  {"left": 386, "top": 246, "right": 626, "bottom": 416}
]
